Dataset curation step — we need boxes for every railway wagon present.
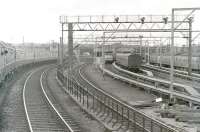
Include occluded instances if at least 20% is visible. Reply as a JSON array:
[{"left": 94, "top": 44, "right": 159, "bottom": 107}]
[
  {"left": 104, "top": 54, "right": 114, "bottom": 64},
  {"left": 116, "top": 53, "right": 142, "bottom": 71},
  {"left": 150, "top": 55, "right": 200, "bottom": 71}
]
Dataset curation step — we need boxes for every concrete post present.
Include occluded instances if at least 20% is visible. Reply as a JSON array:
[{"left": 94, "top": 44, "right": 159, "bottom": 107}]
[
  {"left": 170, "top": 9, "right": 175, "bottom": 101},
  {"left": 147, "top": 42, "right": 150, "bottom": 64},
  {"left": 139, "top": 35, "right": 143, "bottom": 56},
  {"left": 59, "top": 37, "right": 63, "bottom": 65},
  {"left": 57, "top": 40, "right": 59, "bottom": 64},
  {"left": 33, "top": 45, "right": 36, "bottom": 63},
  {"left": 60, "top": 23, "right": 64, "bottom": 68},
  {"left": 93, "top": 42, "right": 95, "bottom": 64},
  {"left": 102, "top": 32, "right": 105, "bottom": 75},
  {"left": 160, "top": 41, "right": 163, "bottom": 67},
  {"left": 144, "top": 41, "right": 146, "bottom": 62},
  {"left": 95, "top": 38, "right": 97, "bottom": 66},
  {"left": 188, "top": 17, "right": 193, "bottom": 76},
  {"left": 189, "top": 101, "right": 193, "bottom": 108},
  {"left": 14, "top": 48, "right": 16, "bottom": 69},
  {"left": 68, "top": 23, "right": 73, "bottom": 68}
]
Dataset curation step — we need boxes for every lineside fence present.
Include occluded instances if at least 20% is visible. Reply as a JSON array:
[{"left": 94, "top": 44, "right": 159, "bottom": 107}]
[{"left": 57, "top": 66, "right": 182, "bottom": 132}]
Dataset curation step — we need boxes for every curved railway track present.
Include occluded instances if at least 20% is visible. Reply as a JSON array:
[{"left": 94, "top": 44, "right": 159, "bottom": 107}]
[
  {"left": 58, "top": 62, "right": 181, "bottom": 132},
  {"left": 106, "top": 63, "right": 194, "bottom": 96},
  {"left": 102, "top": 63, "right": 200, "bottom": 106},
  {"left": 23, "top": 66, "right": 80, "bottom": 132},
  {"left": 142, "top": 64, "right": 200, "bottom": 93},
  {"left": 143, "top": 64, "right": 200, "bottom": 81}
]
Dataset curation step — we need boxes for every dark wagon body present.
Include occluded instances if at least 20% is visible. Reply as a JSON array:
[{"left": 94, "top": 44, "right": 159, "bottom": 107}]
[{"left": 116, "top": 53, "right": 143, "bottom": 72}]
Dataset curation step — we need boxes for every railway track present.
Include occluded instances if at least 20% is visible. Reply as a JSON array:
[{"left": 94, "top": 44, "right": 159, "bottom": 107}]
[
  {"left": 104, "top": 63, "right": 200, "bottom": 107},
  {"left": 0, "top": 61, "right": 58, "bottom": 131},
  {"left": 142, "top": 64, "right": 200, "bottom": 81},
  {"left": 23, "top": 66, "right": 80, "bottom": 132},
  {"left": 57, "top": 62, "right": 181, "bottom": 132},
  {"left": 65, "top": 65, "right": 133, "bottom": 131},
  {"left": 42, "top": 67, "right": 81, "bottom": 132},
  {"left": 109, "top": 63, "right": 199, "bottom": 96},
  {"left": 142, "top": 64, "right": 200, "bottom": 93},
  {"left": 0, "top": 70, "right": 32, "bottom": 131}
]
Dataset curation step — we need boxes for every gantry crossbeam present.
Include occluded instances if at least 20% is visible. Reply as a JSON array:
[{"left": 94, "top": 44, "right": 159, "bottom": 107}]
[
  {"left": 60, "top": 15, "right": 189, "bottom": 32},
  {"left": 60, "top": 15, "right": 187, "bottom": 23}
]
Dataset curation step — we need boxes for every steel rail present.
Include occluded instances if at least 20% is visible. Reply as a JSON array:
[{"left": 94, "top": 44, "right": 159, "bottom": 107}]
[
  {"left": 77, "top": 64, "right": 180, "bottom": 132},
  {"left": 23, "top": 68, "right": 43, "bottom": 132},
  {"left": 102, "top": 64, "right": 200, "bottom": 105},
  {"left": 144, "top": 64, "right": 200, "bottom": 80},
  {"left": 40, "top": 68, "right": 75, "bottom": 132},
  {"left": 58, "top": 66, "right": 149, "bottom": 131},
  {"left": 23, "top": 66, "right": 74, "bottom": 132},
  {"left": 113, "top": 63, "right": 200, "bottom": 97}
]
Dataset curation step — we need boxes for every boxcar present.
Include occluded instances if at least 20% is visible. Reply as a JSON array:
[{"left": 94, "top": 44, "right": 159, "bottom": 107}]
[{"left": 116, "top": 53, "right": 142, "bottom": 71}]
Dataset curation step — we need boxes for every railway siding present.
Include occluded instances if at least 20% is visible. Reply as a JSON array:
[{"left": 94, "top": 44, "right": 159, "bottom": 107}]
[
  {"left": 113, "top": 62, "right": 200, "bottom": 97},
  {"left": 143, "top": 64, "right": 200, "bottom": 81},
  {"left": 102, "top": 63, "right": 200, "bottom": 106}
]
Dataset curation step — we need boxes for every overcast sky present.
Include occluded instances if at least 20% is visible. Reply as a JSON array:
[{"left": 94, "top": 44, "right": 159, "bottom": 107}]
[{"left": 0, "top": 0, "right": 199, "bottom": 44}]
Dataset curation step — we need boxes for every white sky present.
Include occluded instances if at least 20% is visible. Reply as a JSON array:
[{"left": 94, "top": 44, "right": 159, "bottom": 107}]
[{"left": 0, "top": 0, "right": 200, "bottom": 44}]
